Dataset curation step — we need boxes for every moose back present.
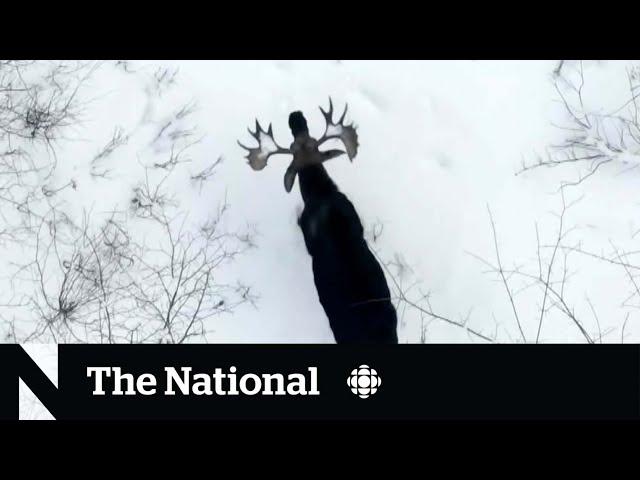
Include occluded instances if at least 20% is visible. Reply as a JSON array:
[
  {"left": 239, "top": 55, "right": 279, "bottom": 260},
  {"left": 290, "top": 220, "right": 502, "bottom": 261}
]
[{"left": 239, "top": 99, "right": 398, "bottom": 344}]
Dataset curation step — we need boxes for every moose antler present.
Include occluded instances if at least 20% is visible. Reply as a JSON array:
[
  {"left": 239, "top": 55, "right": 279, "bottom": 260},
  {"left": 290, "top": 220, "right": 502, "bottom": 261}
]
[
  {"left": 237, "top": 120, "right": 291, "bottom": 171},
  {"left": 317, "top": 97, "right": 359, "bottom": 160}
]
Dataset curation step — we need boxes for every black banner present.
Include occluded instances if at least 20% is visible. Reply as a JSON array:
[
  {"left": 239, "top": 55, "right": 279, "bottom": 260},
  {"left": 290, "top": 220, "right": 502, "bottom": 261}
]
[{"left": 1, "top": 344, "right": 639, "bottom": 420}]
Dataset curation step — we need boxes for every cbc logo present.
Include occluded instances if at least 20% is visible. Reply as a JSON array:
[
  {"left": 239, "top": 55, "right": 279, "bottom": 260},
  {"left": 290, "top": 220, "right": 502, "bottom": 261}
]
[{"left": 347, "top": 365, "right": 381, "bottom": 399}]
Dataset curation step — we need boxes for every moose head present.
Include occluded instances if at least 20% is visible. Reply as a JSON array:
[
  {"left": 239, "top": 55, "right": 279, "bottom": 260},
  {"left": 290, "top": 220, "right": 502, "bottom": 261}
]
[{"left": 238, "top": 98, "right": 359, "bottom": 192}]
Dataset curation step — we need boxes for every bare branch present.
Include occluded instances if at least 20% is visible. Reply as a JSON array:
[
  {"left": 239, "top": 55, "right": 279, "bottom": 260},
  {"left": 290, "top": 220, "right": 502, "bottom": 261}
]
[
  {"left": 486, "top": 205, "right": 527, "bottom": 342},
  {"left": 518, "top": 61, "right": 640, "bottom": 188}
]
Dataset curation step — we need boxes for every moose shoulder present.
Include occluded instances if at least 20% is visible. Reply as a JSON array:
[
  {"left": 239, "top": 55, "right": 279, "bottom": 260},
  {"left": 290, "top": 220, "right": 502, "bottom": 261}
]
[{"left": 239, "top": 99, "right": 398, "bottom": 344}]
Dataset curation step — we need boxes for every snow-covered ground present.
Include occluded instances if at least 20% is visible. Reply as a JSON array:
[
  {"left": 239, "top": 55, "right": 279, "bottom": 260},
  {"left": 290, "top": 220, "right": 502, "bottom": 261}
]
[{"left": 2, "top": 60, "right": 640, "bottom": 344}]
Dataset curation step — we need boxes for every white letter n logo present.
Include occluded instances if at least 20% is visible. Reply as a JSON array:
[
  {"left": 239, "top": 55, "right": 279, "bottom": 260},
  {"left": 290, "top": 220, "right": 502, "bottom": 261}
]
[{"left": 0, "top": 345, "right": 59, "bottom": 420}]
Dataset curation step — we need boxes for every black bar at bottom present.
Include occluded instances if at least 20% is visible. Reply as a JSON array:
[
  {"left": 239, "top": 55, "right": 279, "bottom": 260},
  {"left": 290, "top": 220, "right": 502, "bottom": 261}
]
[{"left": 44, "top": 344, "right": 638, "bottom": 420}]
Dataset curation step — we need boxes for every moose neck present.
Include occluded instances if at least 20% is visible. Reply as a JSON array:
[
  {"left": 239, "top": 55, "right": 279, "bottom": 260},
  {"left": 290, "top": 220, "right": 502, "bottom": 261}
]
[{"left": 298, "top": 163, "right": 338, "bottom": 205}]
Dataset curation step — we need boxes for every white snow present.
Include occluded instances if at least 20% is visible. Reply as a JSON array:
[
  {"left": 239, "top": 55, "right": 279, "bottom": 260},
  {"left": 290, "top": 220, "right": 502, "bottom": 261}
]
[{"left": 2, "top": 60, "right": 640, "bottom": 343}]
